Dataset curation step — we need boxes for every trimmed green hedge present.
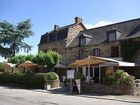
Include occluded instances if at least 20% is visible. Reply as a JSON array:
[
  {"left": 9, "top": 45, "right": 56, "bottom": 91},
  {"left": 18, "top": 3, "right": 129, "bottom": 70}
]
[{"left": 0, "top": 72, "right": 59, "bottom": 89}]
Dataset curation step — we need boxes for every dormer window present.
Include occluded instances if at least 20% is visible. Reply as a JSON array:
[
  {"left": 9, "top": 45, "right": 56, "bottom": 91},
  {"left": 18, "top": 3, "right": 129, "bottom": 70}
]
[
  {"left": 79, "top": 37, "right": 86, "bottom": 46},
  {"left": 79, "top": 33, "right": 92, "bottom": 47},
  {"left": 107, "top": 30, "right": 116, "bottom": 42},
  {"left": 107, "top": 30, "right": 121, "bottom": 42}
]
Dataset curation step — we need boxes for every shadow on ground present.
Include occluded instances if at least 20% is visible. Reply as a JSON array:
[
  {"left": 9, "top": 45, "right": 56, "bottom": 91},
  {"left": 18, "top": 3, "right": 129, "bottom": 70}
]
[
  {"left": 0, "top": 84, "right": 140, "bottom": 104},
  {"left": 46, "top": 88, "right": 140, "bottom": 104}
]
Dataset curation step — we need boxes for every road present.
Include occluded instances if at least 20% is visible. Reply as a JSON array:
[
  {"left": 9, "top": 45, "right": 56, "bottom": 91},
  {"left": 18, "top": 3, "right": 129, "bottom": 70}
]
[{"left": 0, "top": 85, "right": 140, "bottom": 105}]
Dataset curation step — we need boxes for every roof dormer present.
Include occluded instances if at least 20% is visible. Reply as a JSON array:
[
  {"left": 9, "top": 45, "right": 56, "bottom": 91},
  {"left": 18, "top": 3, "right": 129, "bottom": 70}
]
[
  {"left": 106, "top": 30, "right": 121, "bottom": 42},
  {"left": 79, "top": 33, "right": 92, "bottom": 47}
]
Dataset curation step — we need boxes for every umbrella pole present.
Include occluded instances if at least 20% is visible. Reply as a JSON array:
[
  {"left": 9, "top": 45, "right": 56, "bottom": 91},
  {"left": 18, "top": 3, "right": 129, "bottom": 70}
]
[{"left": 88, "top": 56, "right": 90, "bottom": 77}]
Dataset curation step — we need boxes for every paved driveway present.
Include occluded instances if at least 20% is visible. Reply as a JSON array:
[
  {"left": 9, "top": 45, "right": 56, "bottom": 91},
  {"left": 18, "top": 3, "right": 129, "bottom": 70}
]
[{"left": 0, "top": 85, "right": 140, "bottom": 105}]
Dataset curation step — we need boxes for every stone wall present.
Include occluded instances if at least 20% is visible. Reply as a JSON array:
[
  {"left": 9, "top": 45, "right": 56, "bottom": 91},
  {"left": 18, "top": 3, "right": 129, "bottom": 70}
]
[
  {"left": 65, "top": 42, "right": 120, "bottom": 65},
  {"left": 81, "top": 82, "right": 140, "bottom": 95},
  {"left": 132, "top": 79, "right": 140, "bottom": 96},
  {"left": 46, "top": 80, "right": 60, "bottom": 88},
  {"left": 38, "top": 24, "right": 85, "bottom": 65}
]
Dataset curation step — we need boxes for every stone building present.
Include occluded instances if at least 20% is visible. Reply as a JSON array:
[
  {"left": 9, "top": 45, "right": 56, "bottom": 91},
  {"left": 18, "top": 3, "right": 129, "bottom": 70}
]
[
  {"left": 38, "top": 17, "right": 140, "bottom": 66},
  {"left": 38, "top": 17, "right": 86, "bottom": 64}
]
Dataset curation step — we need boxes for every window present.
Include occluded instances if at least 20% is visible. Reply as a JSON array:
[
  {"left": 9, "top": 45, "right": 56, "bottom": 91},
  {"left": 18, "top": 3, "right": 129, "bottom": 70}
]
[
  {"left": 93, "top": 48, "right": 100, "bottom": 56},
  {"left": 107, "top": 31, "right": 116, "bottom": 42},
  {"left": 79, "top": 38, "right": 86, "bottom": 46},
  {"left": 79, "top": 50, "right": 84, "bottom": 59},
  {"left": 111, "top": 46, "right": 119, "bottom": 57}
]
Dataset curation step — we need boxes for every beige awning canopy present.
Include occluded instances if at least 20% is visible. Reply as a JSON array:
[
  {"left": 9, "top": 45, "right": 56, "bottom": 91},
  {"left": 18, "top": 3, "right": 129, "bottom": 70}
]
[
  {"left": 69, "top": 56, "right": 135, "bottom": 68},
  {"left": 18, "top": 61, "right": 39, "bottom": 70},
  {"left": 69, "top": 56, "right": 105, "bottom": 68},
  {"left": 3, "top": 63, "right": 16, "bottom": 68}
]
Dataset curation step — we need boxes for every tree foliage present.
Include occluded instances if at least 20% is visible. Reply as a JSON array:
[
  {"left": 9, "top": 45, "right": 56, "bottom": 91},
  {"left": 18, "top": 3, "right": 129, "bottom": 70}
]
[
  {"left": 33, "top": 52, "right": 48, "bottom": 66},
  {"left": 8, "top": 54, "right": 35, "bottom": 64},
  {"left": 8, "top": 55, "right": 26, "bottom": 64},
  {"left": 8, "top": 51, "right": 62, "bottom": 71},
  {"left": 0, "top": 19, "right": 33, "bottom": 58},
  {"left": 33, "top": 51, "right": 62, "bottom": 70},
  {"left": 45, "top": 50, "right": 62, "bottom": 69}
]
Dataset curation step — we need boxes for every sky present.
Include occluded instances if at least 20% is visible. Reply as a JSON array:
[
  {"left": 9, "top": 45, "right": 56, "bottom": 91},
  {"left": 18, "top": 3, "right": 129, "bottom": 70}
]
[{"left": 0, "top": 0, "right": 140, "bottom": 62}]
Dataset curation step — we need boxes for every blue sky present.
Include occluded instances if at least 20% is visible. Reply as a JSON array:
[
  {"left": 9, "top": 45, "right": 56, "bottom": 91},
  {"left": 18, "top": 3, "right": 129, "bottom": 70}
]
[{"left": 0, "top": 0, "right": 140, "bottom": 62}]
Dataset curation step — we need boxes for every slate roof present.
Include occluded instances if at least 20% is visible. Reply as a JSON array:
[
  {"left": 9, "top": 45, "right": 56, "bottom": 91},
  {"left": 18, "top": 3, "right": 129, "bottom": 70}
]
[
  {"left": 38, "top": 23, "right": 86, "bottom": 45},
  {"left": 67, "top": 18, "right": 140, "bottom": 48}
]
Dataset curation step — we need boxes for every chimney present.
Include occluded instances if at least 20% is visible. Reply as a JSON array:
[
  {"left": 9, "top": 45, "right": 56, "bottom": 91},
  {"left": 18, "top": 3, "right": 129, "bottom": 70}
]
[
  {"left": 54, "top": 25, "right": 59, "bottom": 31},
  {"left": 75, "top": 17, "right": 82, "bottom": 23}
]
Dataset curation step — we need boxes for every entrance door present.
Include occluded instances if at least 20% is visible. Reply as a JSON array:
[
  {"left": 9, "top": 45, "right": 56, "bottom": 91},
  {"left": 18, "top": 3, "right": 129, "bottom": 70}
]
[{"left": 94, "top": 67, "right": 99, "bottom": 83}]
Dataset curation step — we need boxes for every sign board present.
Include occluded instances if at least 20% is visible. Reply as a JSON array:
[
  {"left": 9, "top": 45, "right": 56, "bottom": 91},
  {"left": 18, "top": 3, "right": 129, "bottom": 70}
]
[
  {"left": 75, "top": 79, "right": 81, "bottom": 94},
  {"left": 67, "top": 70, "right": 75, "bottom": 79}
]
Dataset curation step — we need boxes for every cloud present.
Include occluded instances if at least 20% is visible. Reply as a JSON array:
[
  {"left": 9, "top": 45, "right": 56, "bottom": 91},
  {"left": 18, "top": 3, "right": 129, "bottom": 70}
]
[{"left": 85, "top": 20, "right": 114, "bottom": 29}]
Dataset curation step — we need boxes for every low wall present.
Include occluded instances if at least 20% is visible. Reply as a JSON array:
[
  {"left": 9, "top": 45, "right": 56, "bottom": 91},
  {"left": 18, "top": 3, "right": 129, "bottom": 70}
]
[
  {"left": 81, "top": 82, "right": 140, "bottom": 95},
  {"left": 132, "top": 80, "right": 140, "bottom": 96},
  {"left": 46, "top": 80, "right": 60, "bottom": 88}
]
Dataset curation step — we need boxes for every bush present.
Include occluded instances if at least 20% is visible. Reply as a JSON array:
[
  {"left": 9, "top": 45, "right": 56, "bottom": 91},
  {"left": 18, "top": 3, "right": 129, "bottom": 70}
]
[
  {"left": 0, "top": 63, "right": 5, "bottom": 72},
  {"left": 74, "top": 71, "right": 83, "bottom": 80},
  {"left": 0, "top": 72, "right": 59, "bottom": 89},
  {"left": 44, "top": 72, "right": 59, "bottom": 81},
  {"left": 104, "top": 70, "right": 135, "bottom": 86},
  {"left": 104, "top": 74, "right": 117, "bottom": 85}
]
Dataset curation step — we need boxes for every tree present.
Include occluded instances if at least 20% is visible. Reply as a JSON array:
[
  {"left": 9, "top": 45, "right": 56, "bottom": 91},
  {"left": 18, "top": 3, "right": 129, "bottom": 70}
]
[
  {"left": 8, "top": 55, "right": 26, "bottom": 64},
  {"left": 33, "top": 51, "right": 62, "bottom": 70},
  {"left": 46, "top": 50, "right": 62, "bottom": 70},
  {"left": 33, "top": 52, "right": 48, "bottom": 66},
  {"left": 0, "top": 19, "right": 33, "bottom": 58},
  {"left": 8, "top": 54, "right": 35, "bottom": 64}
]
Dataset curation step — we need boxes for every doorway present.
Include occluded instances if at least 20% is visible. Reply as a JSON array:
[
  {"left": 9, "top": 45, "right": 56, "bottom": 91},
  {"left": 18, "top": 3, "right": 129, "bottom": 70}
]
[{"left": 94, "top": 67, "right": 99, "bottom": 83}]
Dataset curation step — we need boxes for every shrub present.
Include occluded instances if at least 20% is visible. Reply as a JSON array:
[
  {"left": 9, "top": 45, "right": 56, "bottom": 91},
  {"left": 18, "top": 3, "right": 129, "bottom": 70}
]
[
  {"left": 104, "top": 74, "right": 117, "bottom": 85},
  {"left": 104, "top": 70, "right": 135, "bottom": 86},
  {"left": 0, "top": 63, "right": 5, "bottom": 72},
  {"left": 0, "top": 72, "right": 59, "bottom": 89},
  {"left": 74, "top": 71, "right": 83, "bottom": 80},
  {"left": 114, "top": 70, "right": 124, "bottom": 79},
  {"left": 44, "top": 72, "right": 59, "bottom": 81}
]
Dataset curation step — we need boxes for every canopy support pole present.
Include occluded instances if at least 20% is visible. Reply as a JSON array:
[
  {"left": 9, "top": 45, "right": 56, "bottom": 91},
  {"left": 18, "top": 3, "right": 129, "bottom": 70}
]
[
  {"left": 99, "top": 66, "right": 101, "bottom": 83},
  {"left": 88, "top": 56, "right": 90, "bottom": 77},
  {"left": 76, "top": 67, "right": 78, "bottom": 72}
]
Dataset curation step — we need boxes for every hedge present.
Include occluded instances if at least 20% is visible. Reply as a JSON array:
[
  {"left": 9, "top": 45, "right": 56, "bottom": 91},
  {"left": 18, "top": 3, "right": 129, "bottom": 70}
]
[{"left": 0, "top": 72, "right": 59, "bottom": 89}]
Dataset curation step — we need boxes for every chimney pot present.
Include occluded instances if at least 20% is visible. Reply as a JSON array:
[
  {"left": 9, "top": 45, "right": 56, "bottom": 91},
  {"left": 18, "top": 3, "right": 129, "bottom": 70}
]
[
  {"left": 54, "top": 25, "right": 59, "bottom": 30},
  {"left": 75, "top": 17, "right": 82, "bottom": 23}
]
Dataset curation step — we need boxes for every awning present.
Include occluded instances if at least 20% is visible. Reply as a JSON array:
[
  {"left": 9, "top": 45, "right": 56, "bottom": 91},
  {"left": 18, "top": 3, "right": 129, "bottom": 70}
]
[
  {"left": 95, "top": 56, "right": 135, "bottom": 67},
  {"left": 69, "top": 56, "right": 105, "bottom": 68},
  {"left": 3, "top": 63, "right": 16, "bottom": 68},
  {"left": 69, "top": 56, "right": 135, "bottom": 68},
  {"left": 54, "top": 63, "right": 68, "bottom": 69},
  {"left": 18, "top": 61, "right": 39, "bottom": 70}
]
